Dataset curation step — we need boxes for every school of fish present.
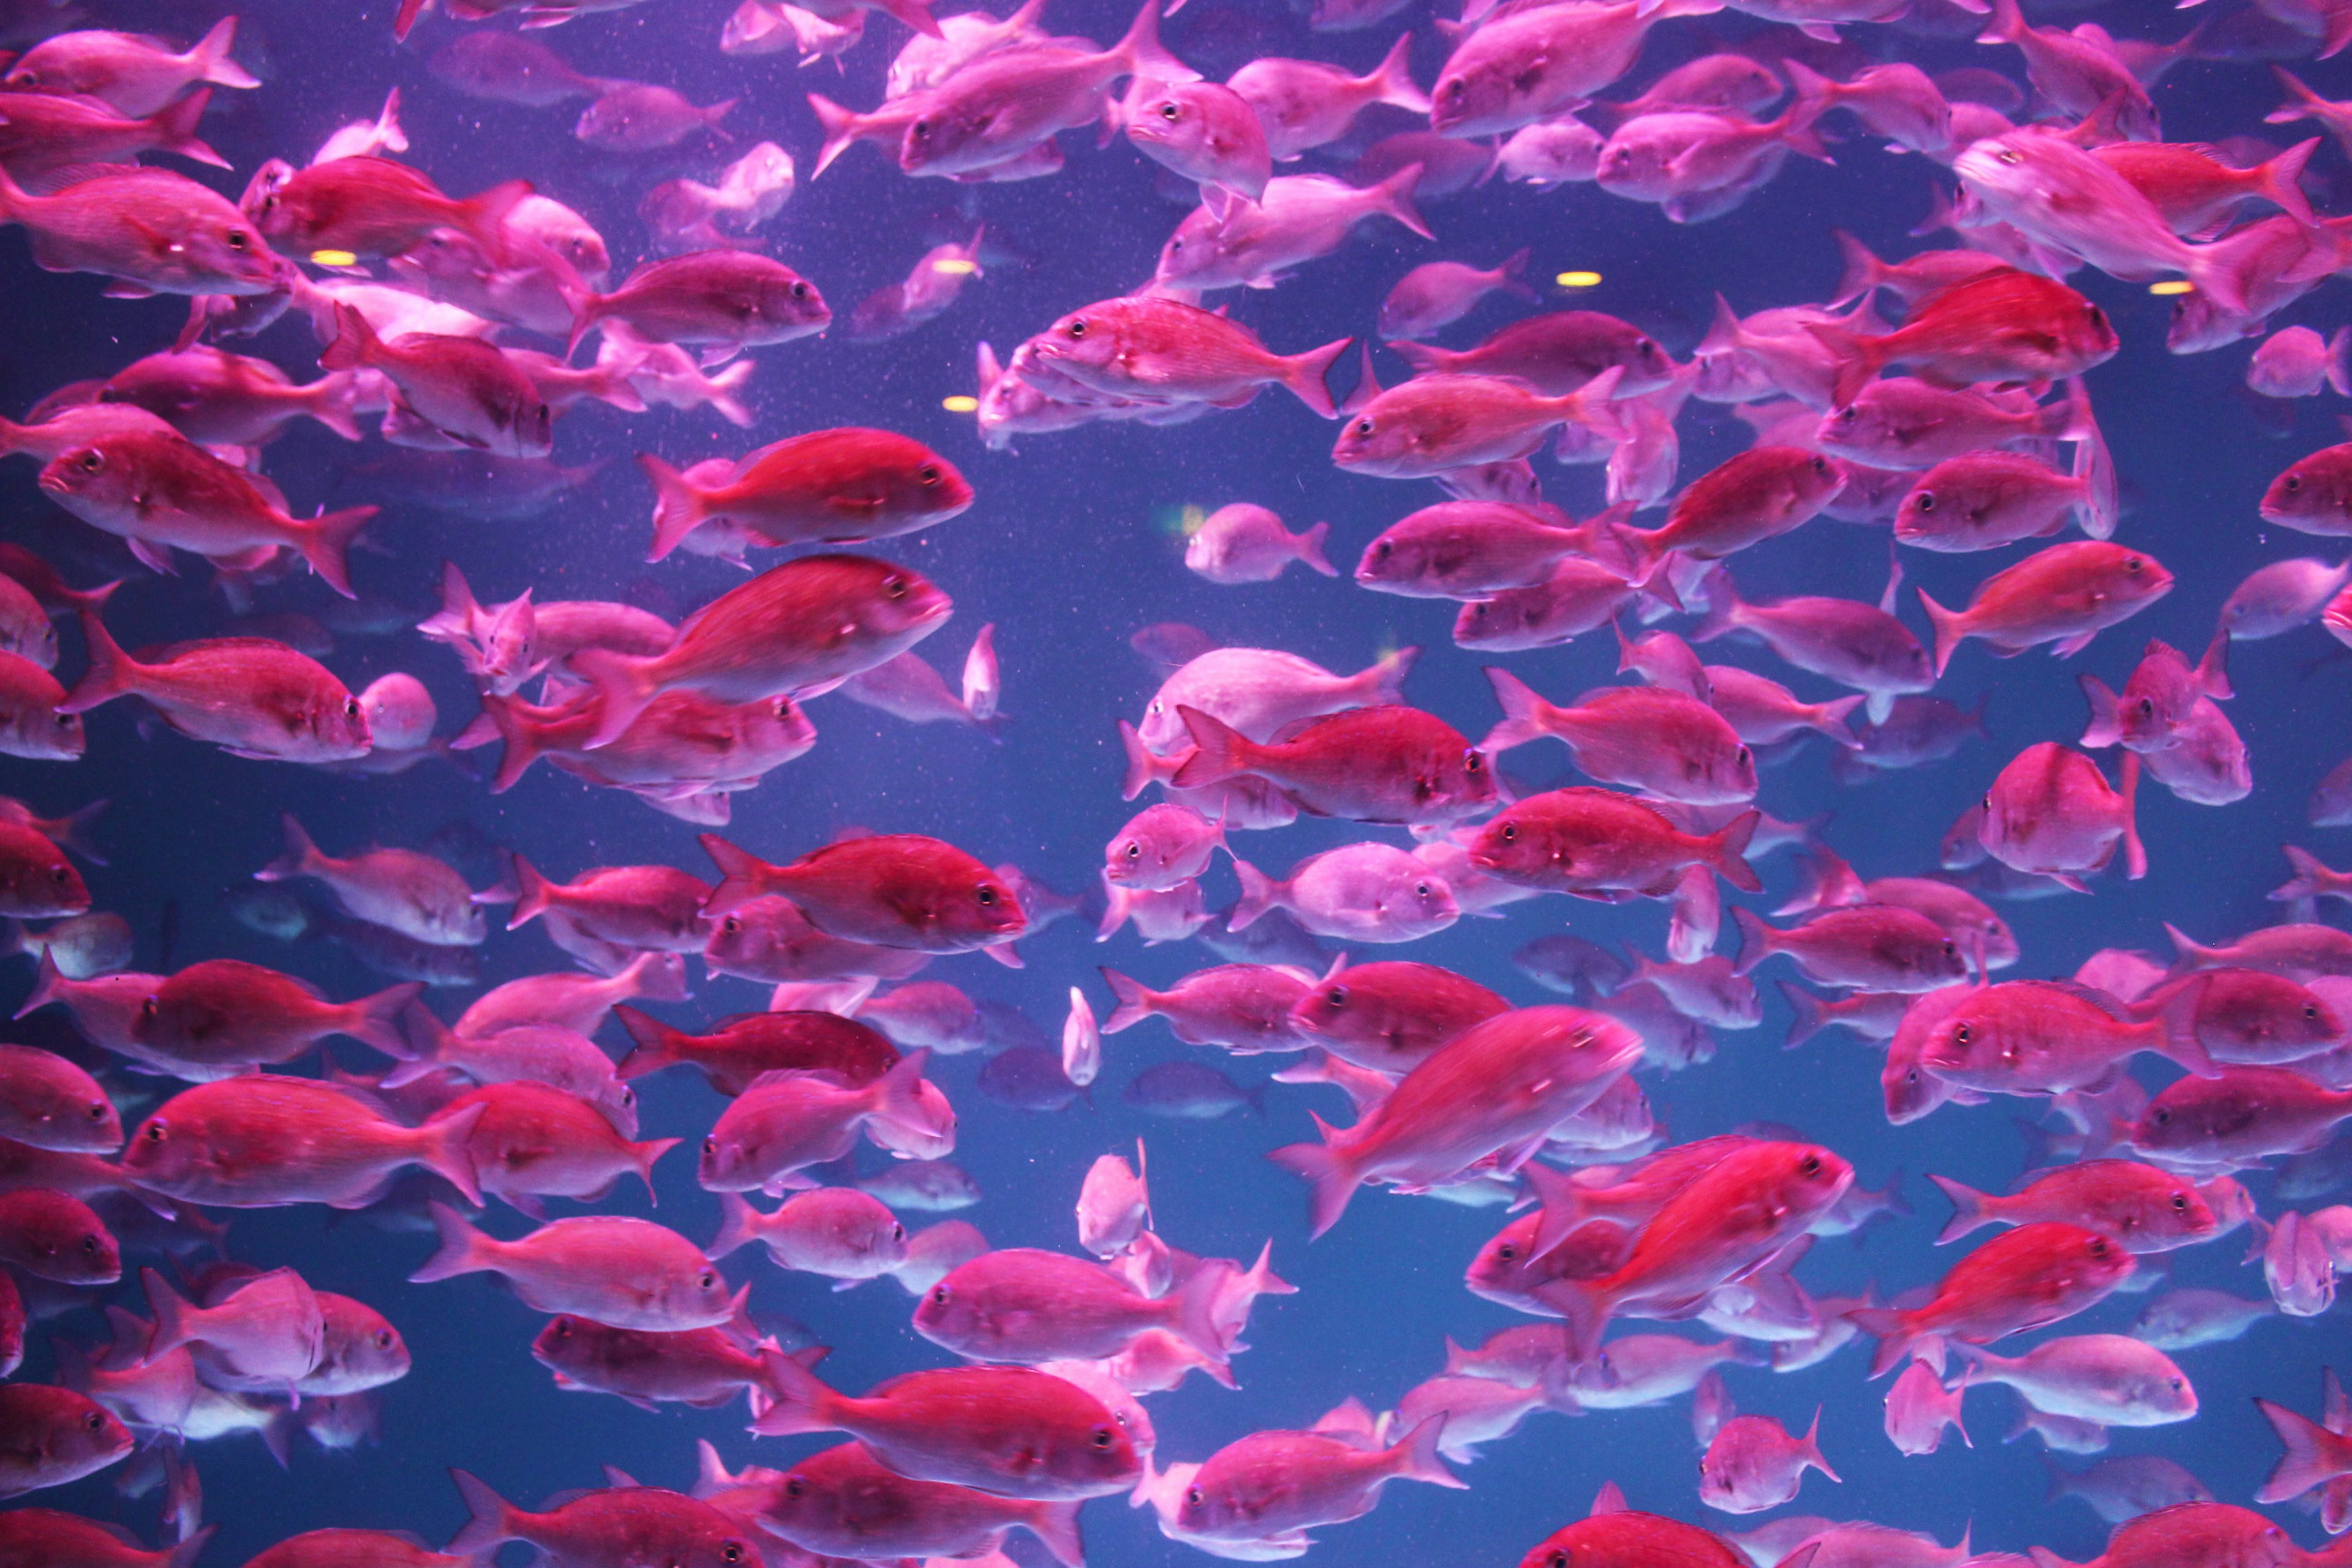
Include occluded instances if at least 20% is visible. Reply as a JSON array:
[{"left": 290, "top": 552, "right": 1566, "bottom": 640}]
[{"left": 6, "top": 0, "right": 2352, "bottom": 1564}]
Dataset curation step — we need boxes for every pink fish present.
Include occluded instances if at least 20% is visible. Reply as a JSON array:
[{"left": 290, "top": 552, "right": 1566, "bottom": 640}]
[
  {"left": 1289, "top": 959, "right": 1509, "bottom": 1074},
  {"left": 699, "top": 1052, "right": 938, "bottom": 1191},
  {"left": 709, "top": 1187, "right": 907, "bottom": 1281},
  {"left": 1172, "top": 1413, "right": 1461, "bottom": 1544},
  {"left": 1333, "top": 368, "right": 1625, "bottom": 478},
  {"left": 1230, "top": 842, "right": 1458, "bottom": 944},
  {"left": 752, "top": 1360, "right": 1142, "bottom": 1499},
  {"left": 448, "top": 1474, "right": 763, "bottom": 1568},
  {"left": 1028, "top": 295, "right": 1347, "bottom": 416},
  {"left": 915, "top": 1245, "right": 1227, "bottom": 1362},
  {"left": 1733, "top": 905, "right": 1965, "bottom": 993},
  {"left": 1483, "top": 669, "right": 1755, "bottom": 804},
  {"left": 412, "top": 1204, "right": 733, "bottom": 1330},
  {"left": 1270, "top": 1005, "right": 1641, "bottom": 1236},
  {"left": 1430, "top": 0, "right": 1728, "bottom": 136},
  {"left": 1979, "top": 742, "right": 2145, "bottom": 886},
  {"left": 1469, "top": 786, "right": 1762, "bottom": 898},
  {"left": 1175, "top": 704, "right": 1492, "bottom": 825},
  {"left": 2133, "top": 1066, "right": 2352, "bottom": 1169},
  {"left": 0, "top": 165, "right": 285, "bottom": 297},
  {"left": 568, "top": 251, "right": 830, "bottom": 358},
  {"left": 1929, "top": 1159, "right": 2217, "bottom": 1252},
  {"left": 0, "top": 1382, "right": 131, "bottom": 1497},
  {"left": 1100, "top": 962, "right": 1314, "bottom": 1054},
  {"left": 1921, "top": 543, "right": 2173, "bottom": 676},
  {"left": 760, "top": 1441, "right": 1082, "bottom": 1566},
  {"left": 1231, "top": 34, "right": 1428, "bottom": 162},
  {"left": 125, "top": 1074, "right": 481, "bottom": 1207},
  {"left": 1854, "top": 1221, "right": 2135, "bottom": 1375},
  {"left": 1884, "top": 1360, "right": 1969, "bottom": 1457},
  {"left": 1698, "top": 1403, "right": 1838, "bottom": 1514},
  {"left": 1378, "top": 249, "right": 1536, "bottom": 342},
  {"left": 1156, "top": 167, "right": 1431, "bottom": 292},
  {"left": 1183, "top": 503, "right": 1334, "bottom": 584},
  {"left": 1125, "top": 80, "right": 1272, "bottom": 207}
]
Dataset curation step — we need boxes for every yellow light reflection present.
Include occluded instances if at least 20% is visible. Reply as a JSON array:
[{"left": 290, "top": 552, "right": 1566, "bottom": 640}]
[
  {"left": 2148, "top": 280, "right": 2194, "bottom": 296},
  {"left": 1556, "top": 270, "right": 1603, "bottom": 288},
  {"left": 932, "top": 258, "right": 979, "bottom": 276},
  {"left": 941, "top": 394, "right": 979, "bottom": 413},
  {"left": 311, "top": 249, "right": 359, "bottom": 268}
]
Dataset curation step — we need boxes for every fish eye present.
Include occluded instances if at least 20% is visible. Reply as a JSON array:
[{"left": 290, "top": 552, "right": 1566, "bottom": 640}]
[
  {"left": 891, "top": 1224, "right": 905, "bottom": 1240},
  {"left": 976, "top": 885, "right": 997, "bottom": 906},
  {"left": 884, "top": 575, "right": 908, "bottom": 598},
  {"left": 932, "top": 1284, "right": 950, "bottom": 1305},
  {"left": 1066, "top": 318, "right": 1088, "bottom": 339},
  {"left": 1374, "top": 541, "right": 1392, "bottom": 559},
  {"left": 1811, "top": 455, "right": 1828, "bottom": 473},
  {"left": 2307, "top": 1003, "right": 2321, "bottom": 1020},
  {"left": 723, "top": 915, "right": 741, "bottom": 933},
  {"left": 698, "top": 1270, "right": 716, "bottom": 1289},
  {"left": 1123, "top": 842, "right": 1140, "bottom": 860},
  {"left": 84, "top": 1410, "right": 107, "bottom": 1432},
  {"left": 724, "top": 1545, "right": 746, "bottom": 1564},
  {"left": 1798, "top": 1154, "right": 1822, "bottom": 1177},
  {"left": 1091, "top": 1426, "right": 1116, "bottom": 1449},
  {"left": 374, "top": 1329, "right": 394, "bottom": 1348},
  {"left": 344, "top": 696, "right": 361, "bottom": 718},
  {"left": 76, "top": 450, "right": 104, "bottom": 473},
  {"left": 1996, "top": 149, "right": 2022, "bottom": 165},
  {"left": 81, "top": 1234, "right": 99, "bottom": 1251},
  {"left": 1159, "top": 102, "right": 1182, "bottom": 121},
  {"left": 1499, "top": 823, "right": 1517, "bottom": 842},
  {"left": 1953, "top": 1023, "right": 1972, "bottom": 1046},
  {"left": 226, "top": 230, "right": 251, "bottom": 251},
  {"left": 552, "top": 1317, "right": 573, "bottom": 1337},
  {"left": 775, "top": 698, "right": 795, "bottom": 718},
  {"left": 1414, "top": 882, "right": 1431, "bottom": 897},
  {"left": 1496, "top": 1243, "right": 1516, "bottom": 1261},
  {"left": 1353, "top": 418, "right": 1374, "bottom": 436},
  {"left": 87, "top": 1102, "right": 107, "bottom": 1120},
  {"left": 703, "top": 1137, "right": 718, "bottom": 1155},
  {"left": 619, "top": 1087, "right": 635, "bottom": 1106},
  {"left": 918, "top": 464, "right": 941, "bottom": 485},
  {"left": 911, "top": 119, "right": 931, "bottom": 138},
  {"left": 141, "top": 997, "right": 159, "bottom": 1017},
  {"left": 1915, "top": 492, "right": 1935, "bottom": 513},
  {"left": 1324, "top": 986, "right": 1348, "bottom": 1009},
  {"left": 2171, "top": 1193, "right": 2188, "bottom": 1210},
  {"left": 2125, "top": 557, "right": 2144, "bottom": 574},
  {"left": 2152, "top": 1107, "right": 2171, "bottom": 1125},
  {"left": 1735, "top": 746, "right": 1751, "bottom": 766},
  {"left": 785, "top": 1477, "right": 805, "bottom": 1498},
  {"left": 2088, "top": 1237, "right": 2110, "bottom": 1256},
  {"left": 1188, "top": 1486, "right": 1205, "bottom": 1505},
  {"left": 1942, "top": 940, "right": 1956, "bottom": 957},
  {"left": 145, "top": 1120, "right": 166, "bottom": 1140},
  {"left": 1446, "top": 80, "right": 1466, "bottom": 99},
  {"left": 1464, "top": 750, "right": 1483, "bottom": 774}
]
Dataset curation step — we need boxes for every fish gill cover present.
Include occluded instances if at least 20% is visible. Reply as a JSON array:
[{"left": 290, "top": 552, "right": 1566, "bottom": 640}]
[{"left": 0, "top": 0, "right": 2350, "bottom": 1564}]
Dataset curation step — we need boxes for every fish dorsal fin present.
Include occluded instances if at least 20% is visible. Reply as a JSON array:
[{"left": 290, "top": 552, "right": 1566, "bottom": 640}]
[{"left": 1589, "top": 1480, "right": 1629, "bottom": 1516}]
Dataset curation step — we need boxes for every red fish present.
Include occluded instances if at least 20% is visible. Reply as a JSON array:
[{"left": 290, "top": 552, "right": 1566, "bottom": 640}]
[
  {"left": 1808, "top": 268, "right": 2120, "bottom": 407},
  {"left": 700, "top": 833, "right": 1025, "bottom": 956},
  {"left": 1852, "top": 1221, "right": 2133, "bottom": 1375},
  {"left": 639, "top": 428, "right": 973, "bottom": 562}
]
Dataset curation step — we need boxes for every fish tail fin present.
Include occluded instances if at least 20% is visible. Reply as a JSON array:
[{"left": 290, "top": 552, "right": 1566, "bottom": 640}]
[
  {"left": 867, "top": 0, "right": 944, "bottom": 36},
  {"left": 2118, "top": 750, "right": 2147, "bottom": 880},
  {"left": 507, "top": 852, "right": 553, "bottom": 930},
  {"left": 2078, "top": 676, "right": 2122, "bottom": 749},
  {"left": 61, "top": 606, "right": 143, "bottom": 714},
  {"left": 408, "top": 1200, "right": 494, "bottom": 1283},
  {"left": 1387, "top": 340, "right": 1446, "bottom": 374},
  {"left": 477, "top": 695, "right": 549, "bottom": 794},
  {"left": 564, "top": 293, "right": 606, "bottom": 361},
  {"left": 1024, "top": 1501, "right": 1086, "bottom": 1568},
  {"left": 1828, "top": 229, "right": 1883, "bottom": 308},
  {"left": 1227, "top": 858, "right": 1278, "bottom": 932},
  {"left": 1915, "top": 587, "right": 1965, "bottom": 679},
  {"left": 747, "top": 1341, "right": 839, "bottom": 1436},
  {"left": 1800, "top": 1406, "right": 1838, "bottom": 1480},
  {"left": 2275, "top": 844, "right": 2336, "bottom": 902},
  {"left": 1927, "top": 1174, "right": 1991, "bottom": 1245},
  {"left": 1171, "top": 704, "right": 1257, "bottom": 790},
  {"left": 419, "top": 1098, "right": 485, "bottom": 1207},
  {"left": 1118, "top": 720, "right": 1172, "bottom": 801},
  {"left": 345, "top": 980, "right": 426, "bottom": 1055},
  {"left": 1777, "top": 981, "right": 1828, "bottom": 1049},
  {"left": 630, "top": 1137, "right": 678, "bottom": 1200},
  {"left": 308, "top": 368, "right": 366, "bottom": 442},
  {"left": 294, "top": 505, "right": 375, "bottom": 599},
  {"left": 867, "top": 1048, "right": 932, "bottom": 1134},
  {"left": 1774, "top": 86, "right": 1833, "bottom": 163},
  {"left": 1391, "top": 1415, "right": 1466, "bottom": 1488},
  {"left": 613, "top": 1003, "right": 685, "bottom": 1081},
  {"left": 709, "top": 1190, "right": 762, "bottom": 1258},
  {"left": 1977, "top": 0, "right": 2024, "bottom": 43},
  {"left": 620, "top": 949, "right": 689, "bottom": 1003},
  {"left": 2326, "top": 326, "right": 2352, "bottom": 399},
  {"left": 1362, "top": 643, "right": 1418, "bottom": 705},
  {"left": 1480, "top": 665, "right": 1550, "bottom": 752},
  {"left": 2256, "top": 1396, "right": 2352, "bottom": 1502},
  {"left": 255, "top": 812, "right": 322, "bottom": 884},
  {"left": 151, "top": 88, "right": 227, "bottom": 169},
  {"left": 1366, "top": 29, "right": 1429, "bottom": 115},
  {"left": 1708, "top": 810, "right": 1764, "bottom": 894},
  {"left": 2261, "top": 137, "right": 2320, "bottom": 226},
  {"left": 1294, "top": 520, "right": 1338, "bottom": 577},
  {"left": 192, "top": 17, "right": 260, "bottom": 88},
  {"left": 2150, "top": 1001, "right": 2218, "bottom": 1078},
  {"left": 1815, "top": 693, "right": 1866, "bottom": 749},
  {"left": 568, "top": 647, "right": 658, "bottom": 749},
  {"left": 636, "top": 452, "right": 709, "bottom": 562},
  {"left": 696, "top": 833, "right": 777, "bottom": 915},
  {"left": 141, "top": 1265, "right": 197, "bottom": 1356},
  {"left": 1169, "top": 1256, "right": 1231, "bottom": 1358},
  {"left": 393, "top": 0, "right": 432, "bottom": 42},
  {"left": 1374, "top": 162, "right": 1434, "bottom": 240},
  {"left": 1112, "top": 0, "right": 1193, "bottom": 90},
  {"left": 1267, "top": 1113, "right": 1355, "bottom": 1238},
  {"left": 1099, "top": 967, "right": 1155, "bottom": 1033},
  {"left": 1691, "top": 568, "right": 1743, "bottom": 644},
  {"left": 1811, "top": 320, "right": 1885, "bottom": 409},
  {"left": 447, "top": 1468, "right": 522, "bottom": 1556},
  {"left": 459, "top": 178, "right": 533, "bottom": 263},
  {"left": 318, "top": 303, "right": 379, "bottom": 374},
  {"left": 12, "top": 948, "right": 65, "bottom": 1019},
  {"left": 1851, "top": 1306, "right": 1916, "bottom": 1378},
  {"left": 1730, "top": 905, "right": 1775, "bottom": 976},
  {"left": 807, "top": 94, "right": 870, "bottom": 178},
  {"left": 43, "top": 798, "right": 108, "bottom": 865},
  {"left": 1280, "top": 336, "right": 1351, "bottom": 419}
]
